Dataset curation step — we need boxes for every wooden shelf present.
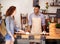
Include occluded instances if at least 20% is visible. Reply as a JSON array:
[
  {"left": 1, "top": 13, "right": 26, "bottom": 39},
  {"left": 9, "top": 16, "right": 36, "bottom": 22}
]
[
  {"left": 42, "top": 13, "right": 56, "bottom": 15},
  {"left": 50, "top": 5, "right": 60, "bottom": 7},
  {"left": 0, "top": 12, "right": 2, "bottom": 15}
]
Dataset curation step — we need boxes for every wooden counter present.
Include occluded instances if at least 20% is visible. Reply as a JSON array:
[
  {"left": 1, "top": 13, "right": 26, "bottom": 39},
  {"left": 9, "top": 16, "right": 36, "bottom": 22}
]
[
  {"left": 46, "top": 23, "right": 60, "bottom": 39},
  {"left": 42, "top": 13, "right": 56, "bottom": 15},
  {"left": 15, "top": 23, "right": 60, "bottom": 39}
]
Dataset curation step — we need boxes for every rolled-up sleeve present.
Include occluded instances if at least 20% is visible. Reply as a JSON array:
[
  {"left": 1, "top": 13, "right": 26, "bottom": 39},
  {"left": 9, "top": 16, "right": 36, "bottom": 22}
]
[
  {"left": 41, "top": 14, "right": 45, "bottom": 26},
  {"left": 28, "top": 14, "right": 32, "bottom": 26}
]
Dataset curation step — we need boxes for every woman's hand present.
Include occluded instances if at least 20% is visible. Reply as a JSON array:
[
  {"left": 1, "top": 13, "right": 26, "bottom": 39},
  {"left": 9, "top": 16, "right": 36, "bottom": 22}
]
[{"left": 11, "top": 36, "right": 15, "bottom": 42}]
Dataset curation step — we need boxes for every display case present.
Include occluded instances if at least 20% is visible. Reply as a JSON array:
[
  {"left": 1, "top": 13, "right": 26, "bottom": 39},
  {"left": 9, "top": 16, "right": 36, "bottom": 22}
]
[{"left": 20, "top": 13, "right": 28, "bottom": 31}]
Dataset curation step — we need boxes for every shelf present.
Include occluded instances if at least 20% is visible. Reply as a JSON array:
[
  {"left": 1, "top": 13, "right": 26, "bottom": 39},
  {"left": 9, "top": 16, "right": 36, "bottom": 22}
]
[
  {"left": 0, "top": 12, "right": 1, "bottom": 15},
  {"left": 42, "top": 13, "right": 56, "bottom": 15},
  {"left": 50, "top": 5, "right": 60, "bottom": 7}
]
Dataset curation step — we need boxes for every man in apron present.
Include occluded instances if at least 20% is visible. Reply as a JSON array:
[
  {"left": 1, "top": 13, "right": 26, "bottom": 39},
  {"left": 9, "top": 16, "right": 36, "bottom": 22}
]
[{"left": 28, "top": 5, "right": 46, "bottom": 44}]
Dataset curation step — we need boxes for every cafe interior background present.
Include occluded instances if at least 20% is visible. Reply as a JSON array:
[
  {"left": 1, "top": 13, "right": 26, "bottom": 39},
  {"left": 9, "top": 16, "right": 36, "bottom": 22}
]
[{"left": 0, "top": 0, "right": 60, "bottom": 44}]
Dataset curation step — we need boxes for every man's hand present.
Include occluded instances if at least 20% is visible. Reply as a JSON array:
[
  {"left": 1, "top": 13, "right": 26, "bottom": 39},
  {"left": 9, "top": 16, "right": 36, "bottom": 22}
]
[
  {"left": 25, "top": 29, "right": 31, "bottom": 32},
  {"left": 42, "top": 31, "right": 46, "bottom": 34},
  {"left": 27, "top": 25, "right": 31, "bottom": 32}
]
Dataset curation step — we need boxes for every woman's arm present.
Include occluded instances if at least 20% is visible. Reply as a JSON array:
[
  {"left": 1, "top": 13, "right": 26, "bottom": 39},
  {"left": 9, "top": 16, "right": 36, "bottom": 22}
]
[
  {"left": 5, "top": 17, "right": 13, "bottom": 37},
  {"left": 14, "top": 24, "right": 20, "bottom": 32}
]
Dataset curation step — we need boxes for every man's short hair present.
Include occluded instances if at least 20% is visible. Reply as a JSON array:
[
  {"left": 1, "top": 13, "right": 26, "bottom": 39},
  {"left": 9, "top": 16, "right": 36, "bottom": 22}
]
[{"left": 34, "top": 5, "right": 40, "bottom": 9}]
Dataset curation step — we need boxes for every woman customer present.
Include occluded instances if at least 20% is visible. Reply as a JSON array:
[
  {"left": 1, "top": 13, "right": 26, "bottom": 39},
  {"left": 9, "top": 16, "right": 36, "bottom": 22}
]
[{"left": 5, "top": 6, "right": 19, "bottom": 44}]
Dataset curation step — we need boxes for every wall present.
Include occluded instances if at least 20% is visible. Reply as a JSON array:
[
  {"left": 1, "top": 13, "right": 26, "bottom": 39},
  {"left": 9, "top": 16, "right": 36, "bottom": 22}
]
[
  {"left": 40, "top": 0, "right": 60, "bottom": 13},
  {"left": 0, "top": 0, "right": 60, "bottom": 28},
  {"left": 0, "top": 0, "right": 33, "bottom": 28}
]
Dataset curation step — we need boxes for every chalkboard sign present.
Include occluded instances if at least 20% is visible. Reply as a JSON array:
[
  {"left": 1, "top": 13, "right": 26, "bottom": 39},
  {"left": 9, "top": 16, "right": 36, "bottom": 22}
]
[{"left": 33, "top": 0, "right": 39, "bottom": 7}]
